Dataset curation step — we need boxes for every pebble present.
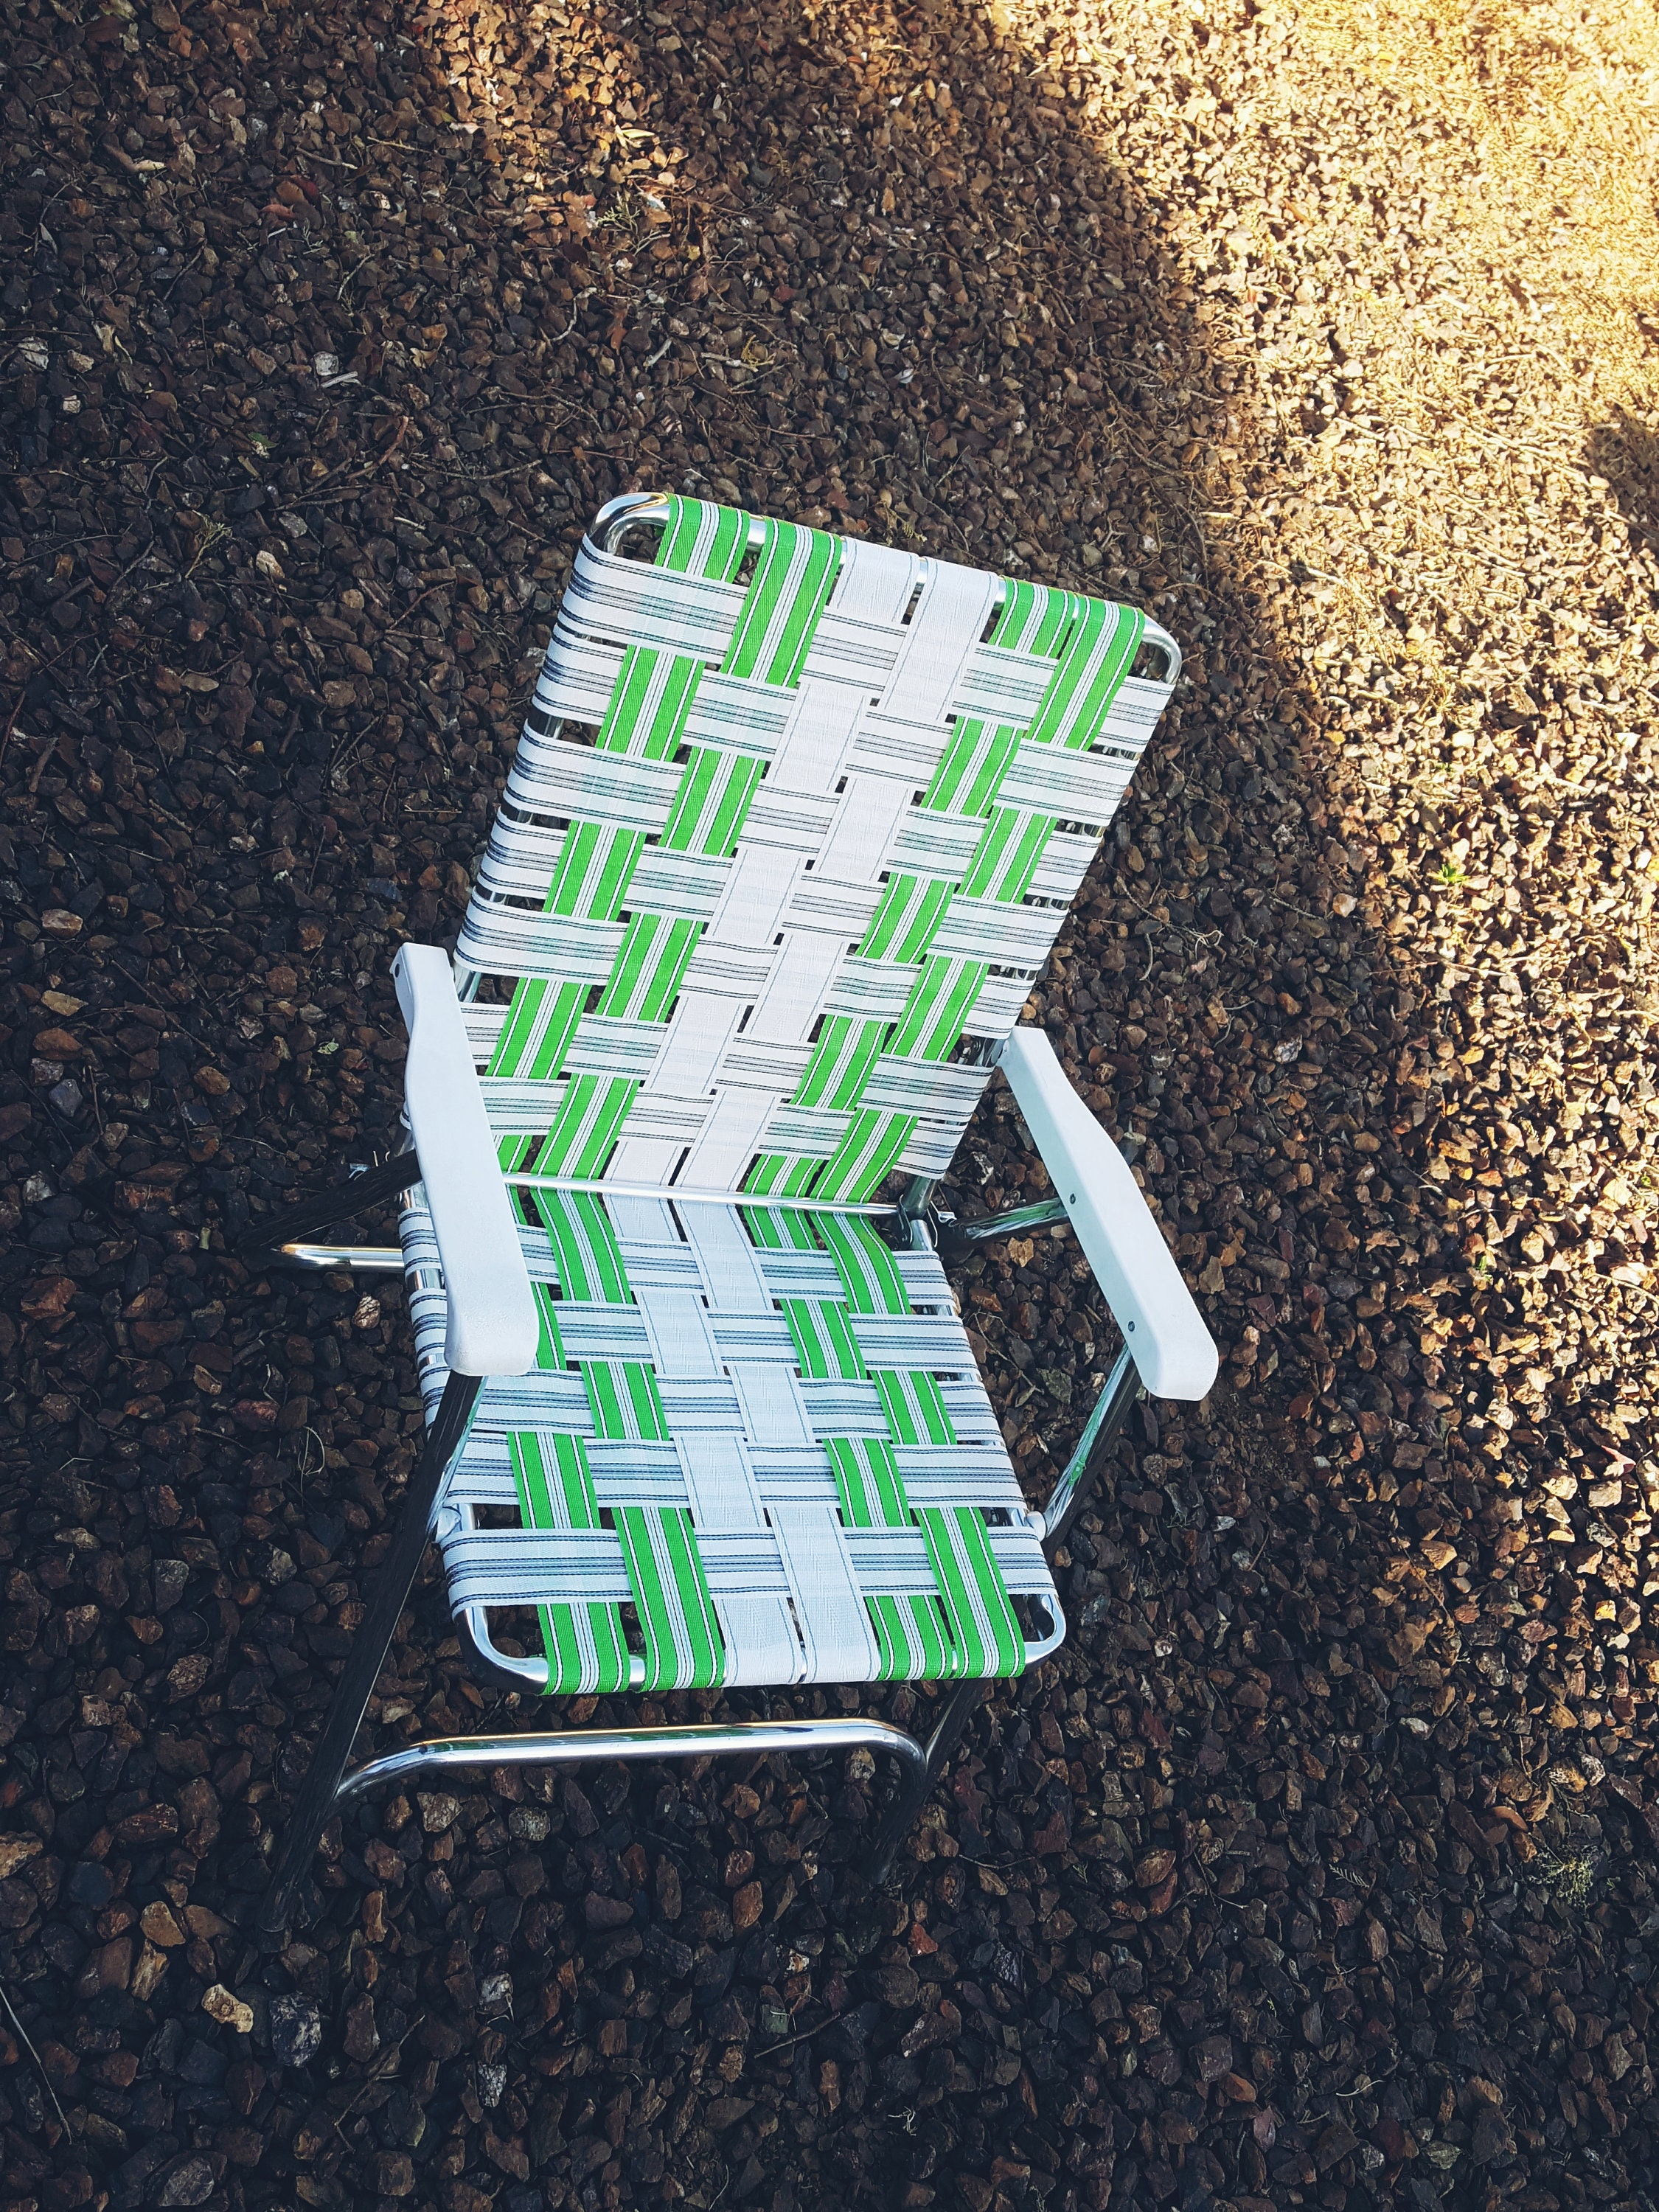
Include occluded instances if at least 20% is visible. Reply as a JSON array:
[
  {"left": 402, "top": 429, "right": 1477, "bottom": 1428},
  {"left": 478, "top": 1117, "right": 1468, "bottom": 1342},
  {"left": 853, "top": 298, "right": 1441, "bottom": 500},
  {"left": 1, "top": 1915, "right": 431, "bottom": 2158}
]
[{"left": 266, "top": 1995, "right": 324, "bottom": 2070}]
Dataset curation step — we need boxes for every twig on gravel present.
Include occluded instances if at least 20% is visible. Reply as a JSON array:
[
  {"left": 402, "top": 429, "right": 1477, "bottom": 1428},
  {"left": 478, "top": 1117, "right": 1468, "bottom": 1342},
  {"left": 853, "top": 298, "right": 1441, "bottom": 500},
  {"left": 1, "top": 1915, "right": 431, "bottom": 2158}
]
[
  {"left": 0, "top": 701, "right": 30, "bottom": 775},
  {"left": 26, "top": 728, "right": 60, "bottom": 794},
  {"left": 408, "top": 448, "right": 573, "bottom": 481},
  {"left": 333, "top": 2010, "right": 428, "bottom": 2135},
  {"left": 553, "top": 288, "right": 597, "bottom": 340},
  {"left": 0, "top": 1972, "right": 75, "bottom": 2138},
  {"left": 381, "top": 579, "right": 467, "bottom": 639}
]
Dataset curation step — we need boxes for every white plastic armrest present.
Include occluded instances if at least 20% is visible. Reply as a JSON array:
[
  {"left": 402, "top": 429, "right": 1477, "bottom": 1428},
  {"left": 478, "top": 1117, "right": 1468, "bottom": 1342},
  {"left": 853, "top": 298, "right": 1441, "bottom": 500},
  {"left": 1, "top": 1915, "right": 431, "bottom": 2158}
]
[
  {"left": 998, "top": 1026, "right": 1219, "bottom": 1401},
  {"left": 392, "top": 944, "right": 540, "bottom": 1377}
]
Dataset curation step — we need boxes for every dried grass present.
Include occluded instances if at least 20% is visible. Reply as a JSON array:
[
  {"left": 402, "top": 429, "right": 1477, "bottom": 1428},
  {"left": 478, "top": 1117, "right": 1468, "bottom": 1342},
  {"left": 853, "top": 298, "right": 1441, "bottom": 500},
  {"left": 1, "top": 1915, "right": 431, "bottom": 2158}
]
[
  {"left": 1011, "top": 0, "right": 1659, "bottom": 858},
  {"left": 1298, "top": 0, "right": 1659, "bottom": 382},
  {"left": 981, "top": 0, "right": 1659, "bottom": 1395}
]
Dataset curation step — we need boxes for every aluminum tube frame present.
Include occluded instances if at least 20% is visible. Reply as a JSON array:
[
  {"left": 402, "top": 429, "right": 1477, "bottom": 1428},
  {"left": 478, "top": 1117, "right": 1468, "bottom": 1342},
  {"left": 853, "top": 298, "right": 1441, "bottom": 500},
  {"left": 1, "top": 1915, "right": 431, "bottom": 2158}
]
[
  {"left": 237, "top": 1151, "right": 420, "bottom": 1263},
  {"left": 945, "top": 1197, "right": 1070, "bottom": 1244},
  {"left": 276, "top": 1244, "right": 407, "bottom": 1273},
  {"left": 340, "top": 1618, "right": 938, "bottom": 1889},
  {"left": 257, "top": 1368, "right": 484, "bottom": 1934},
  {"left": 867, "top": 1345, "right": 1144, "bottom": 1882},
  {"left": 501, "top": 1172, "right": 902, "bottom": 1218},
  {"left": 462, "top": 1604, "right": 549, "bottom": 1692},
  {"left": 1039, "top": 1343, "right": 1141, "bottom": 1547},
  {"left": 264, "top": 1199, "right": 913, "bottom": 1281},
  {"left": 334, "top": 1717, "right": 930, "bottom": 1811}
]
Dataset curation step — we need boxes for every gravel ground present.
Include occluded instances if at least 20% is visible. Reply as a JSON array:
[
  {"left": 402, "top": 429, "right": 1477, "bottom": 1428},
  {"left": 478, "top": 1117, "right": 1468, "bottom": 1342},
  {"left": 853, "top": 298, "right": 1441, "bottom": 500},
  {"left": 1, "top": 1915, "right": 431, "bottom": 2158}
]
[{"left": 3, "top": 1, "right": 1659, "bottom": 2209}]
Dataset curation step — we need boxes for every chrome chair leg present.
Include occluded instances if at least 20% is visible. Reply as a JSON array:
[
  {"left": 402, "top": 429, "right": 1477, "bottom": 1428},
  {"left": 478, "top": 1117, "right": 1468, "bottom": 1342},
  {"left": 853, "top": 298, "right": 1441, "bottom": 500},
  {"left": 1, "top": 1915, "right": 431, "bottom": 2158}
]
[
  {"left": 257, "top": 1370, "right": 482, "bottom": 1933},
  {"left": 870, "top": 1347, "right": 1144, "bottom": 1883}
]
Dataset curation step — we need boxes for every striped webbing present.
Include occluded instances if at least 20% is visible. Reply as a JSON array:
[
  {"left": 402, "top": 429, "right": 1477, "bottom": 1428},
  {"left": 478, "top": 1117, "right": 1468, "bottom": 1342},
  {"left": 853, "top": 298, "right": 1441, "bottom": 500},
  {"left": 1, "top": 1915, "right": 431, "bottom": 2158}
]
[
  {"left": 746, "top": 1206, "right": 1025, "bottom": 1680},
  {"left": 469, "top": 496, "right": 1152, "bottom": 1200},
  {"left": 511, "top": 1192, "right": 723, "bottom": 1693},
  {"left": 506, "top": 1196, "right": 1023, "bottom": 1694}
]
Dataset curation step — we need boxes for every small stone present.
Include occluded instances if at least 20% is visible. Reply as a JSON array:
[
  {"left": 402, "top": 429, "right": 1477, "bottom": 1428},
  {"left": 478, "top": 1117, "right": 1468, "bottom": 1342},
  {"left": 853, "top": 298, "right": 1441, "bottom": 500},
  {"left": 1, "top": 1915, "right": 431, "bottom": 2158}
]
[
  {"left": 1471, "top": 2106, "right": 1516, "bottom": 2166},
  {"left": 131, "top": 1939, "right": 172, "bottom": 2001},
  {"left": 484, "top": 2129, "right": 530, "bottom": 2180},
  {"left": 880, "top": 1963, "right": 920, "bottom": 2009},
  {"left": 75, "top": 1936, "right": 133, "bottom": 1997},
  {"left": 154, "top": 2154, "right": 219, "bottom": 2207},
  {"left": 202, "top": 1983, "right": 254, "bottom": 2034},
  {"left": 342, "top": 1990, "right": 378, "bottom": 2062},
  {"left": 167, "top": 1653, "right": 211, "bottom": 1700},
  {"left": 0, "top": 1835, "right": 42, "bottom": 1878},
  {"left": 140, "top": 1893, "right": 186, "bottom": 1947},
  {"left": 583, "top": 1891, "right": 633, "bottom": 1930},
  {"left": 1377, "top": 2118, "right": 1417, "bottom": 2163},
  {"left": 1315, "top": 2121, "right": 1358, "bottom": 2171},
  {"left": 268, "top": 1994, "right": 323, "bottom": 2068},
  {"left": 21, "top": 1275, "right": 74, "bottom": 1320},
  {"left": 1194, "top": 2034, "right": 1234, "bottom": 2084},
  {"left": 1134, "top": 1846, "right": 1176, "bottom": 1888}
]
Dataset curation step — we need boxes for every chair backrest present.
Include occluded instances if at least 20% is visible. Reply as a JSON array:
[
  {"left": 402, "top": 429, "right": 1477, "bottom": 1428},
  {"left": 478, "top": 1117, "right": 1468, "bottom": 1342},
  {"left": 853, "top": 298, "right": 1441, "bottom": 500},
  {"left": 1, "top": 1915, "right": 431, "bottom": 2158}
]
[{"left": 453, "top": 493, "right": 1179, "bottom": 1204}]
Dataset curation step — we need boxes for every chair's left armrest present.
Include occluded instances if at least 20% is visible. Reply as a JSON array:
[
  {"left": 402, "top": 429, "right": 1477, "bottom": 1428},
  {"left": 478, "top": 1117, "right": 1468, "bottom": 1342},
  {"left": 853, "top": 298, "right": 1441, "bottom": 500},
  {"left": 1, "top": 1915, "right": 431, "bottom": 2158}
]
[
  {"left": 998, "top": 1026, "right": 1218, "bottom": 1401},
  {"left": 392, "top": 945, "right": 540, "bottom": 1377}
]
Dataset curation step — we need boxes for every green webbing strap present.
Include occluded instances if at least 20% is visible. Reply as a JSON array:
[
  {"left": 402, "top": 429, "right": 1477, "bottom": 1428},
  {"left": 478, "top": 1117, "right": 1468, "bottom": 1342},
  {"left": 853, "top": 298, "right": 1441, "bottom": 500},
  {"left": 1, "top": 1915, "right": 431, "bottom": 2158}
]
[
  {"left": 489, "top": 500, "right": 842, "bottom": 1175},
  {"left": 746, "top": 1206, "right": 1025, "bottom": 1680},
  {"left": 743, "top": 582, "right": 1145, "bottom": 1203},
  {"left": 507, "top": 1285, "right": 629, "bottom": 1694},
  {"left": 509, "top": 1191, "right": 724, "bottom": 1694}
]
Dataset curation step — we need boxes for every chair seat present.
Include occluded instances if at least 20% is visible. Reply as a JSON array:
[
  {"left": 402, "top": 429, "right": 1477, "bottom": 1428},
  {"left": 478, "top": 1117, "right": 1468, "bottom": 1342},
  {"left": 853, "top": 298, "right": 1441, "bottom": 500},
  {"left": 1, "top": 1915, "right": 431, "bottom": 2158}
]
[{"left": 400, "top": 1185, "right": 1064, "bottom": 1693}]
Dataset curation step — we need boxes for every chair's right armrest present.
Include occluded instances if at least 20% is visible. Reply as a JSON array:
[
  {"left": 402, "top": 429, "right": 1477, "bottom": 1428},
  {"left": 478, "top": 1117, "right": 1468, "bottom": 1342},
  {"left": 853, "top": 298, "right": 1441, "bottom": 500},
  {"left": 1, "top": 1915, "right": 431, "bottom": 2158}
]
[
  {"left": 998, "top": 1026, "right": 1218, "bottom": 1401},
  {"left": 392, "top": 945, "right": 540, "bottom": 1378}
]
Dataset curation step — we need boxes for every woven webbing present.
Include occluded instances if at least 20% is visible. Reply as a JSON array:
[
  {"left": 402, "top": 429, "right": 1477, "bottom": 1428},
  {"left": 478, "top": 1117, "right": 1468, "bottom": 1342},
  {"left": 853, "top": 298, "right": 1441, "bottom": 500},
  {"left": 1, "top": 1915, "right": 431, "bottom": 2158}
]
[
  {"left": 406, "top": 1187, "right": 1059, "bottom": 1692},
  {"left": 456, "top": 493, "right": 1176, "bottom": 1201},
  {"left": 402, "top": 495, "right": 1178, "bottom": 1694},
  {"left": 746, "top": 1204, "right": 1024, "bottom": 1681}
]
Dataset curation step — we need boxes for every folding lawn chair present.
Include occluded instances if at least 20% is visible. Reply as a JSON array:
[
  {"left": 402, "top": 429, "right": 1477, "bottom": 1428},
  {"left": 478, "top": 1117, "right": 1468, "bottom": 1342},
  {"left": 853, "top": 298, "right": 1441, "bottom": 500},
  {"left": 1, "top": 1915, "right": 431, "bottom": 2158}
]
[{"left": 245, "top": 492, "right": 1218, "bottom": 1933}]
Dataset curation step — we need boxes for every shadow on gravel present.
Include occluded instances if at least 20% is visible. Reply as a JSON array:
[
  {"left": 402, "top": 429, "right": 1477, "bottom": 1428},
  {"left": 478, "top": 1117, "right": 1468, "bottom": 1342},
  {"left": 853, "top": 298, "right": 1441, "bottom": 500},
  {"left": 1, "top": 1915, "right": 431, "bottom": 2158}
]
[
  {"left": 346, "top": 4, "right": 1477, "bottom": 2207},
  {"left": 1590, "top": 406, "right": 1659, "bottom": 554}
]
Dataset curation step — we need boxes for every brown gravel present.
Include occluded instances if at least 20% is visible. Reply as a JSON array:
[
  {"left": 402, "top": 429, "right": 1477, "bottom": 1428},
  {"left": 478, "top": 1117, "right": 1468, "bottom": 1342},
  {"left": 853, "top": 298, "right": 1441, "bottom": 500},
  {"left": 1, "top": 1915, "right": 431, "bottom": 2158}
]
[{"left": 3, "top": 0, "right": 1659, "bottom": 2208}]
